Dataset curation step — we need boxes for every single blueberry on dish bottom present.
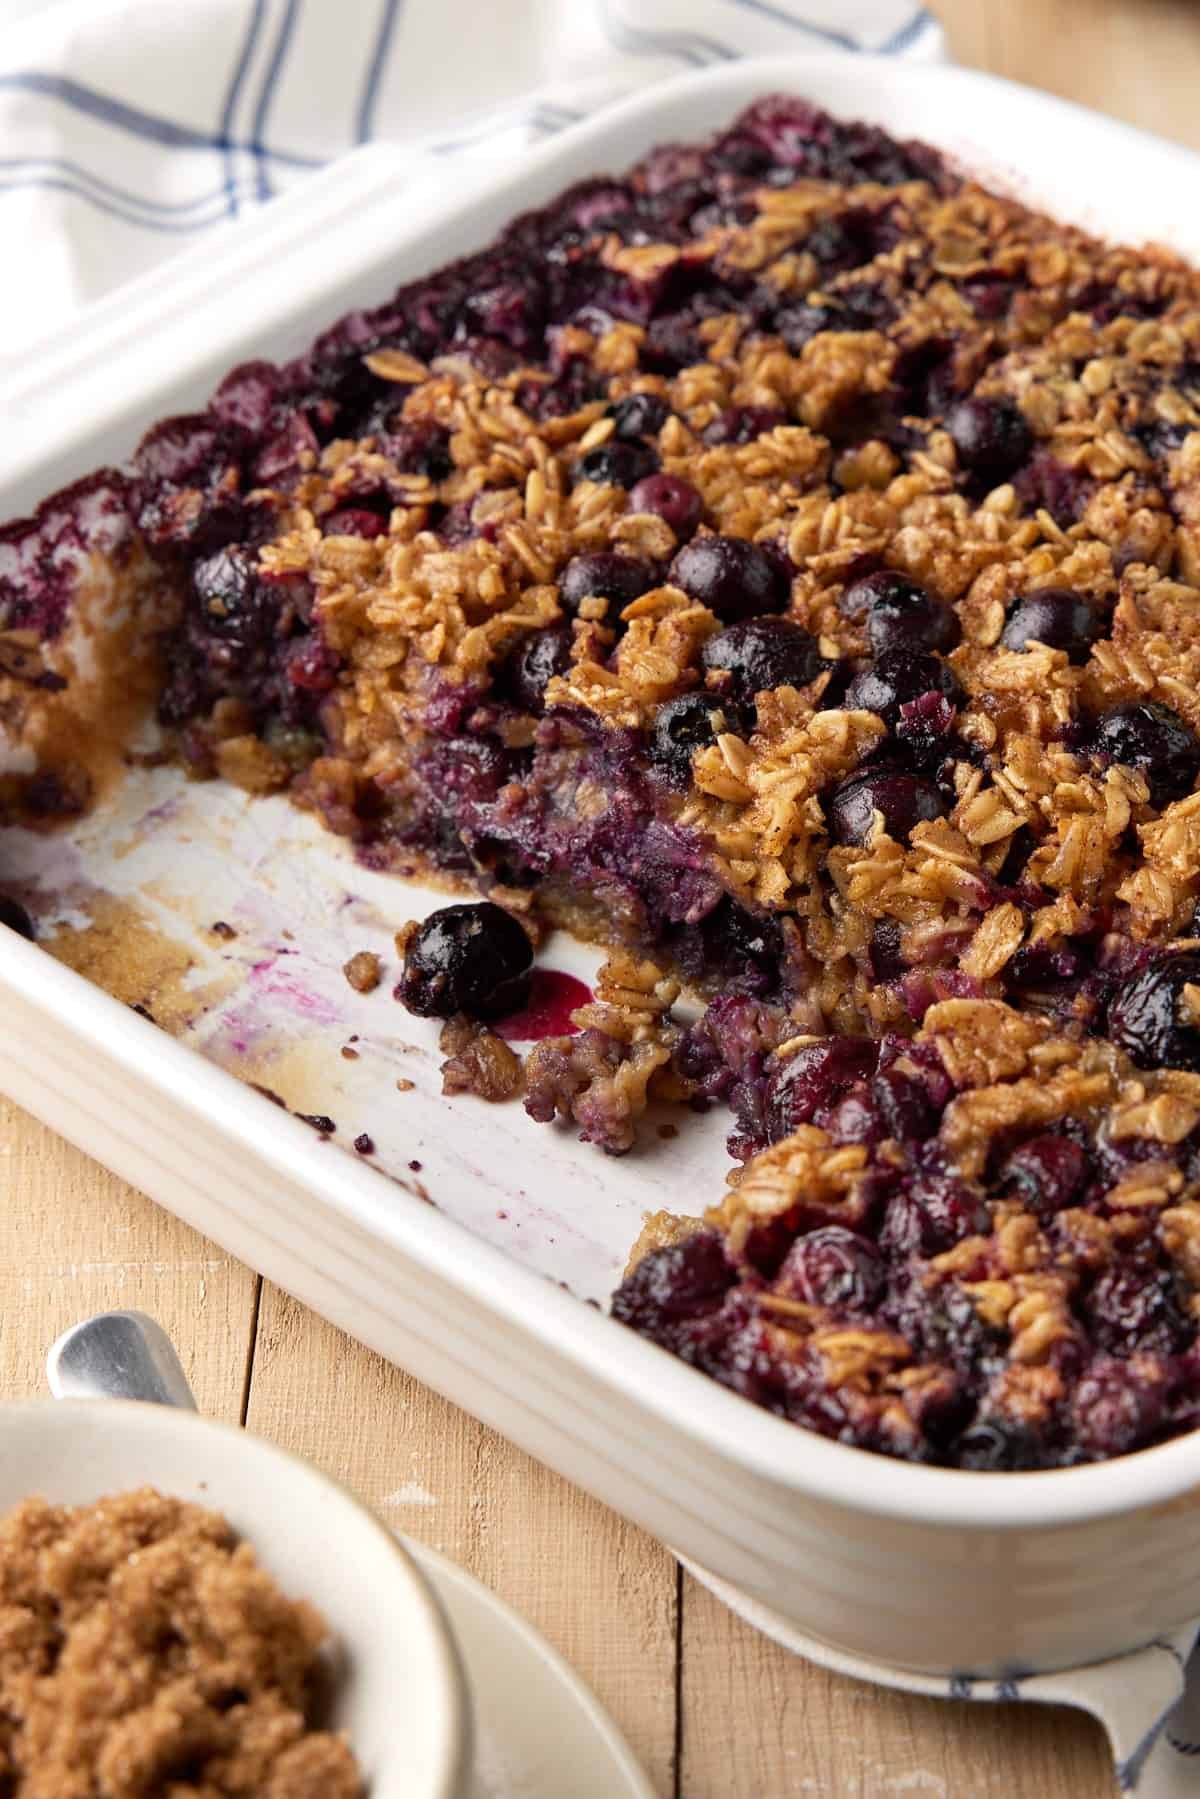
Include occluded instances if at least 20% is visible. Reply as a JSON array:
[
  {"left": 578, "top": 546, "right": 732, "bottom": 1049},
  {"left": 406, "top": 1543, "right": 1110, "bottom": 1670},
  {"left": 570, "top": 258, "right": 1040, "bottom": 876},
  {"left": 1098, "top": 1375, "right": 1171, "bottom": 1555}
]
[{"left": 396, "top": 902, "right": 532, "bottom": 1020}]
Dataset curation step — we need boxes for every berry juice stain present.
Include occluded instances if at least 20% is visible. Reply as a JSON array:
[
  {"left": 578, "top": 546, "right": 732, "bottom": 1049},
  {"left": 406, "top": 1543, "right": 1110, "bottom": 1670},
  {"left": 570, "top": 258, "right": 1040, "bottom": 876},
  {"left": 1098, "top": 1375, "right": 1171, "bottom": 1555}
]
[{"left": 492, "top": 969, "right": 591, "bottom": 1041}]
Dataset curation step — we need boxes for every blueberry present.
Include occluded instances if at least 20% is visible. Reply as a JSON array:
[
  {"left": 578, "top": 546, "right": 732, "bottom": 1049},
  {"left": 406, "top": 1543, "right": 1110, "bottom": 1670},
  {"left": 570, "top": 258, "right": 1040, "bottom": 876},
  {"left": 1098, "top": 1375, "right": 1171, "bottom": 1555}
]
[
  {"left": 609, "top": 392, "right": 670, "bottom": 440},
  {"left": 776, "top": 303, "right": 839, "bottom": 353},
  {"left": 384, "top": 419, "right": 454, "bottom": 481},
  {"left": 696, "top": 899, "right": 783, "bottom": 993},
  {"left": 192, "top": 547, "right": 261, "bottom": 636},
  {"left": 776, "top": 1227, "right": 884, "bottom": 1312},
  {"left": 951, "top": 1417, "right": 1044, "bottom": 1471},
  {"left": 1070, "top": 1359, "right": 1167, "bottom": 1460},
  {"left": 575, "top": 442, "right": 658, "bottom": 488},
  {"left": 870, "top": 1064, "right": 938, "bottom": 1140},
  {"left": 844, "top": 647, "right": 962, "bottom": 728},
  {"left": 0, "top": 895, "right": 34, "bottom": 940},
  {"left": 396, "top": 901, "right": 533, "bottom": 1020},
  {"left": 648, "top": 693, "right": 723, "bottom": 786},
  {"left": 1089, "top": 701, "right": 1200, "bottom": 807},
  {"left": 702, "top": 406, "right": 787, "bottom": 446},
  {"left": 1087, "top": 1266, "right": 1194, "bottom": 1357},
  {"left": 629, "top": 473, "right": 703, "bottom": 537},
  {"left": 700, "top": 616, "right": 822, "bottom": 708},
  {"left": 1108, "top": 953, "right": 1200, "bottom": 1072},
  {"left": 841, "top": 571, "right": 960, "bottom": 655},
  {"left": 1000, "top": 588, "right": 1102, "bottom": 664},
  {"left": 766, "top": 1039, "right": 879, "bottom": 1142},
  {"left": 827, "top": 769, "right": 947, "bottom": 846},
  {"left": 870, "top": 919, "right": 906, "bottom": 981},
  {"left": 962, "top": 275, "right": 1017, "bottom": 321},
  {"left": 610, "top": 1232, "right": 734, "bottom": 1335},
  {"left": 882, "top": 1165, "right": 987, "bottom": 1256},
  {"left": 669, "top": 535, "right": 789, "bottom": 622},
  {"left": 998, "top": 1135, "right": 1089, "bottom": 1217},
  {"left": 558, "top": 552, "right": 657, "bottom": 617},
  {"left": 1013, "top": 454, "right": 1094, "bottom": 528},
  {"left": 503, "top": 623, "right": 574, "bottom": 712},
  {"left": 323, "top": 507, "right": 387, "bottom": 539},
  {"left": 945, "top": 396, "right": 1032, "bottom": 485},
  {"left": 641, "top": 313, "right": 703, "bottom": 375}
]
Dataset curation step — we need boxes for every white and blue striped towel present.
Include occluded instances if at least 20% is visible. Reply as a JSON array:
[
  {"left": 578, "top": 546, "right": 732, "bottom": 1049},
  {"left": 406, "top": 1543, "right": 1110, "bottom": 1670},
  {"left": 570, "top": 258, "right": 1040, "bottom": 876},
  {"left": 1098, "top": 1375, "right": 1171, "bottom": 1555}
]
[
  {"left": 0, "top": 0, "right": 941, "bottom": 354},
  {"left": 1, "top": 1, "right": 1199, "bottom": 1790}
]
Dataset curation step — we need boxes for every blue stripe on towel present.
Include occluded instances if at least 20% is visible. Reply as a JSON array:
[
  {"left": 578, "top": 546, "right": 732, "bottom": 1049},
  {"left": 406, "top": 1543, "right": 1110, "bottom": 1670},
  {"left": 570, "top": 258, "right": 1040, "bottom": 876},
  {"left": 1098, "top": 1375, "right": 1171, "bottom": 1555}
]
[
  {"left": 594, "top": 0, "right": 734, "bottom": 67},
  {"left": 427, "top": 100, "right": 584, "bottom": 154},
  {"left": 357, "top": 0, "right": 405, "bottom": 143},
  {"left": 0, "top": 157, "right": 253, "bottom": 216},
  {"left": 0, "top": 172, "right": 243, "bottom": 233},
  {"left": 880, "top": 9, "right": 936, "bottom": 53},
  {"left": 1117, "top": 1715, "right": 1173, "bottom": 1792},
  {"left": 716, "top": 0, "right": 858, "bottom": 50},
  {"left": 250, "top": 0, "right": 303, "bottom": 201},
  {"left": 0, "top": 72, "right": 323, "bottom": 166},
  {"left": 219, "top": 0, "right": 268, "bottom": 219}
]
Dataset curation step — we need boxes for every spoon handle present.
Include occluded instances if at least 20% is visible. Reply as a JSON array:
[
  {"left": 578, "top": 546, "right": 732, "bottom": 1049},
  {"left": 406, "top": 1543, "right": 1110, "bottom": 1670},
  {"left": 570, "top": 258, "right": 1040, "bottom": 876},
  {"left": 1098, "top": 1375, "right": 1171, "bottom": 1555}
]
[{"left": 47, "top": 1311, "right": 198, "bottom": 1409}]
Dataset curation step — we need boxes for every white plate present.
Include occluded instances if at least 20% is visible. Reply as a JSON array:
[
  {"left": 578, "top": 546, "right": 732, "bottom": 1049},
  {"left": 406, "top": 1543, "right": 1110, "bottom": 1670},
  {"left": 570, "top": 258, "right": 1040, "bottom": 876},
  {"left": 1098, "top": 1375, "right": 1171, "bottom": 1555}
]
[
  {"left": 405, "top": 1537, "right": 655, "bottom": 1799},
  {"left": 8, "top": 56, "right": 1200, "bottom": 1677}
]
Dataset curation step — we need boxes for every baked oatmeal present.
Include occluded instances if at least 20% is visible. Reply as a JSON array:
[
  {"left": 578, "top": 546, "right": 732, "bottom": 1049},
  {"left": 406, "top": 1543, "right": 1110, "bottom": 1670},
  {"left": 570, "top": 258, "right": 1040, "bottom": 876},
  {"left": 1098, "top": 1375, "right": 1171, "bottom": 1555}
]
[
  {"left": 6, "top": 95, "right": 1200, "bottom": 1466},
  {"left": 0, "top": 1487, "right": 362, "bottom": 1797}
]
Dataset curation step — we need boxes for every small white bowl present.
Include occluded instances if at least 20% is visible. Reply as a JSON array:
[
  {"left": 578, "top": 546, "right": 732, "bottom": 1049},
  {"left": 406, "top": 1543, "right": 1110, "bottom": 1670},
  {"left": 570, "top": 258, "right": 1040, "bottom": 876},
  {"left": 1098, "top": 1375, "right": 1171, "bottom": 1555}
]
[{"left": 0, "top": 1398, "right": 472, "bottom": 1797}]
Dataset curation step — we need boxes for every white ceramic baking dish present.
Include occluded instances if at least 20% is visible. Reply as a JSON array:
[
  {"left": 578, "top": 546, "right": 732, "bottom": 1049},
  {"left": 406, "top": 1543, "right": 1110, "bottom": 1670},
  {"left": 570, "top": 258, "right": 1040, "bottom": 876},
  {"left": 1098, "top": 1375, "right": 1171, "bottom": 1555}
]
[{"left": 5, "top": 52, "right": 1200, "bottom": 1680}]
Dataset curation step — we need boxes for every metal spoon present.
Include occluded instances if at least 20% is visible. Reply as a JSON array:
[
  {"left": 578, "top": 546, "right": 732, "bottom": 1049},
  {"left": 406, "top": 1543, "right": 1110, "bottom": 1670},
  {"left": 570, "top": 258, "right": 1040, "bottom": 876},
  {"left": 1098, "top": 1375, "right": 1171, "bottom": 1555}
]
[{"left": 46, "top": 1310, "right": 198, "bottom": 1409}]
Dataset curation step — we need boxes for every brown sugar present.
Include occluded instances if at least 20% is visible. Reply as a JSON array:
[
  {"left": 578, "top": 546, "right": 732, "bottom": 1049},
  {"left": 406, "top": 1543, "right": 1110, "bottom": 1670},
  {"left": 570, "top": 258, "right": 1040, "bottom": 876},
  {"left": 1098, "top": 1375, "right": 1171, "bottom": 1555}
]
[{"left": 0, "top": 1488, "right": 363, "bottom": 1798}]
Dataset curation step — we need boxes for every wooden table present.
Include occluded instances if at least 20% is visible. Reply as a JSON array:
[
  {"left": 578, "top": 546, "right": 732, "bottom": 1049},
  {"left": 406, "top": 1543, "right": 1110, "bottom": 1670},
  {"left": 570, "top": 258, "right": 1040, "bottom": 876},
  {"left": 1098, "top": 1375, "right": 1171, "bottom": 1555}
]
[{"left": 4, "top": 3, "right": 1199, "bottom": 1792}]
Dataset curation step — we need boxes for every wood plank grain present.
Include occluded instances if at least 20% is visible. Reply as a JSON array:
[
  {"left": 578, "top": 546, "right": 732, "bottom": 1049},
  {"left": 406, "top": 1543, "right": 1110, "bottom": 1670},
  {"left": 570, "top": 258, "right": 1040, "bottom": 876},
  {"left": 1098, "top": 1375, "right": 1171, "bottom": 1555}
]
[
  {"left": 243, "top": 1284, "right": 679, "bottom": 1798},
  {"left": 0, "top": 1097, "right": 257, "bottom": 1419},
  {"left": 934, "top": 0, "right": 1200, "bottom": 149},
  {"left": 678, "top": 1574, "right": 1117, "bottom": 1799}
]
